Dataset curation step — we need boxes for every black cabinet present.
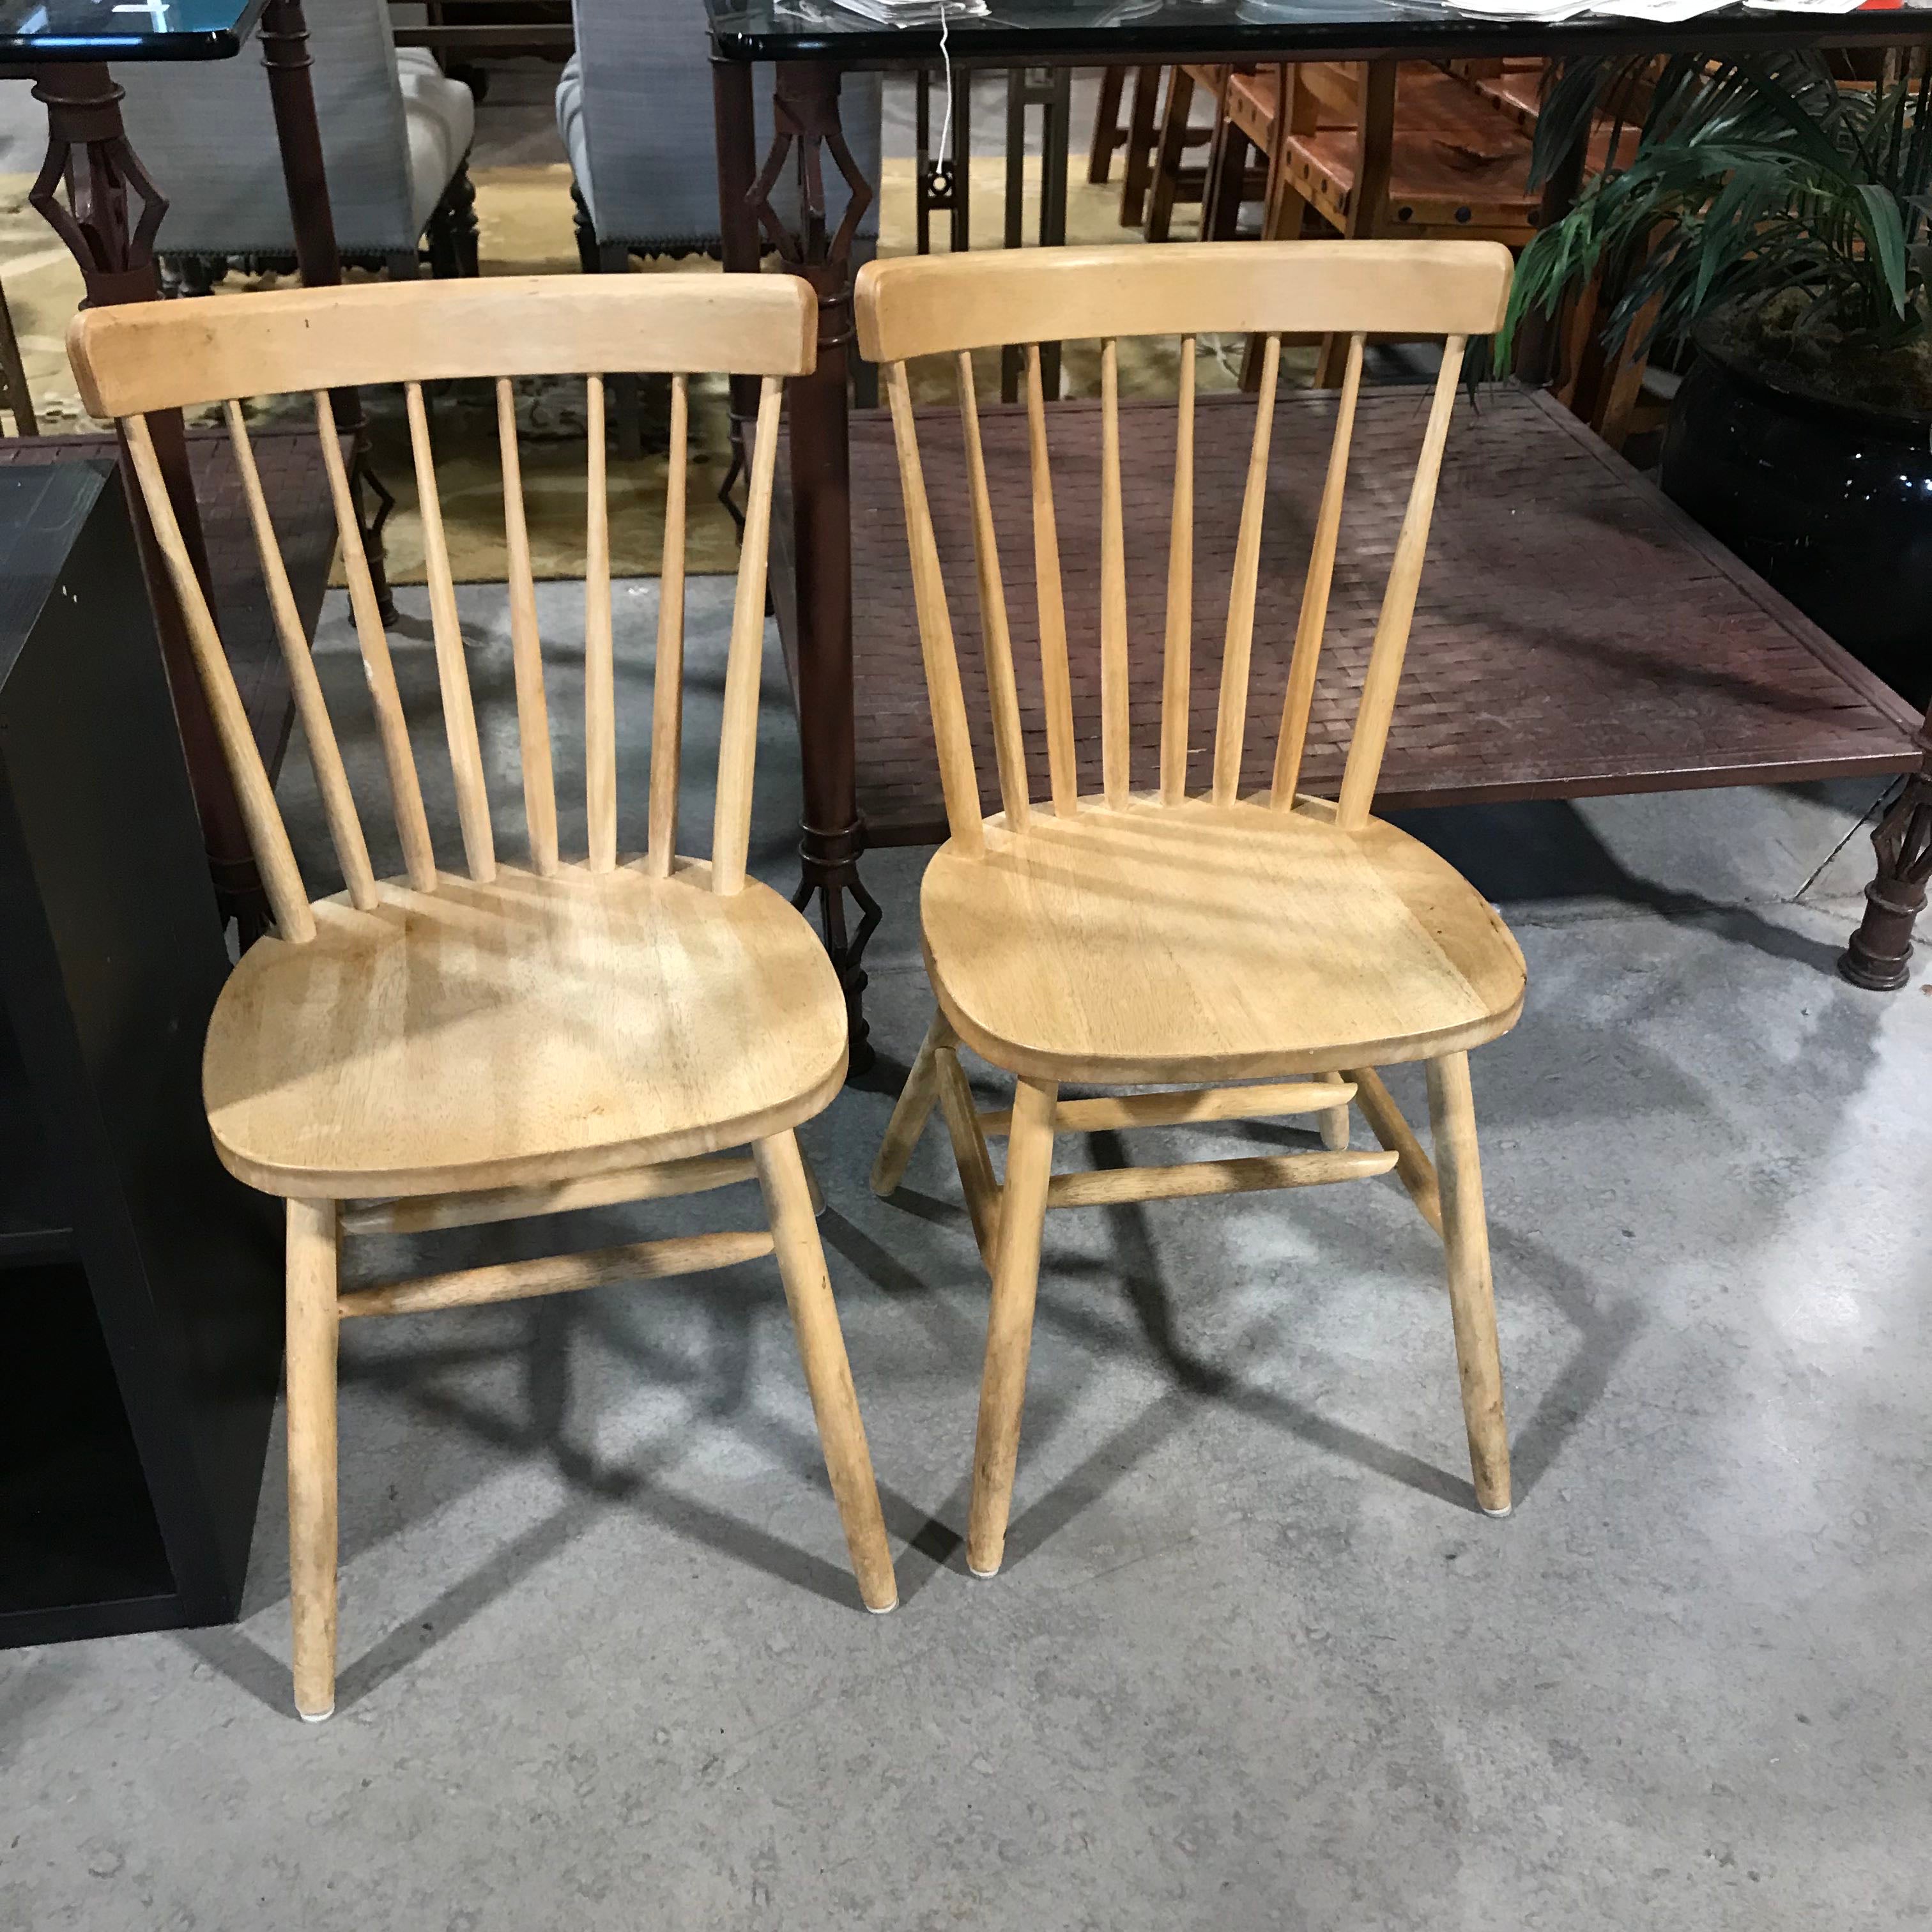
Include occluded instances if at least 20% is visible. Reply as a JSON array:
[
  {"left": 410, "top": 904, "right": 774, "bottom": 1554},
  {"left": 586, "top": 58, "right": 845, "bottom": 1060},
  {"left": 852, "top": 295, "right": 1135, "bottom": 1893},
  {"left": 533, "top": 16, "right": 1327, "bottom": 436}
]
[{"left": 0, "top": 461, "right": 280, "bottom": 1648}]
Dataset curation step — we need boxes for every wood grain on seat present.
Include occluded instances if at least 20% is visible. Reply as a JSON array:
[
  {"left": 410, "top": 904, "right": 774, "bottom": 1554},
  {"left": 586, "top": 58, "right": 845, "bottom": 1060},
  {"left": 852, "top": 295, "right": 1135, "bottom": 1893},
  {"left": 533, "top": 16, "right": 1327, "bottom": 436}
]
[
  {"left": 921, "top": 796, "right": 1524, "bottom": 1085},
  {"left": 206, "top": 861, "right": 849, "bottom": 1199}
]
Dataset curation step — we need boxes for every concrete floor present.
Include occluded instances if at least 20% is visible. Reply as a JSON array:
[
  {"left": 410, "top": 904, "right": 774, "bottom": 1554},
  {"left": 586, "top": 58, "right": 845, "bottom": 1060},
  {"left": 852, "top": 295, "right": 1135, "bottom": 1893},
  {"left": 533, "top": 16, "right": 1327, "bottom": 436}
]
[
  {"left": 4, "top": 47, "right": 1931, "bottom": 1932},
  {"left": 3, "top": 570, "right": 1929, "bottom": 1929}
]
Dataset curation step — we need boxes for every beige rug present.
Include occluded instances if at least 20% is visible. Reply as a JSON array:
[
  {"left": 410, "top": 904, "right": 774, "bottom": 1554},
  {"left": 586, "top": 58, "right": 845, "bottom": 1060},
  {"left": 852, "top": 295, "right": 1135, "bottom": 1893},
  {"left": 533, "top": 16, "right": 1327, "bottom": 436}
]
[{"left": 0, "top": 154, "right": 1307, "bottom": 582}]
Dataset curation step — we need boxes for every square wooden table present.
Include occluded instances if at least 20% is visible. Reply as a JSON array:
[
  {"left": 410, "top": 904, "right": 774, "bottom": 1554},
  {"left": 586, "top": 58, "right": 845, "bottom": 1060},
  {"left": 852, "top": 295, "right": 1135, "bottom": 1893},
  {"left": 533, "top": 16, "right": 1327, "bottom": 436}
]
[{"left": 707, "top": 3, "right": 1932, "bottom": 1062}]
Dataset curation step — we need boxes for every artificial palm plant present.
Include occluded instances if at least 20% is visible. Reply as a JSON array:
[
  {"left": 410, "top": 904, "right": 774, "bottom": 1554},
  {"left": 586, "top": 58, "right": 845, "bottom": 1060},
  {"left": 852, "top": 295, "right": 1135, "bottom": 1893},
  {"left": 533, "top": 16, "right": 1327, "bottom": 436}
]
[{"left": 1500, "top": 52, "right": 1932, "bottom": 410}]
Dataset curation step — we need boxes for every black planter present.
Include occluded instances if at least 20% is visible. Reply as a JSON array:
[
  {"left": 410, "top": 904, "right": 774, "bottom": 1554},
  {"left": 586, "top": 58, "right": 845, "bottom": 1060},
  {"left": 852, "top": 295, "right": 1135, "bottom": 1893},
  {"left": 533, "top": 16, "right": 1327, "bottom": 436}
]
[{"left": 1659, "top": 343, "right": 1932, "bottom": 710}]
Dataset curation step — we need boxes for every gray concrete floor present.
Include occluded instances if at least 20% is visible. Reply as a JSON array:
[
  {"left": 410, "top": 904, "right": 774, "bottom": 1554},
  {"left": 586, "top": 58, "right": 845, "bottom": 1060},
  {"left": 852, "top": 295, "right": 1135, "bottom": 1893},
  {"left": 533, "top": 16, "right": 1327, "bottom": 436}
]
[{"left": 3, "top": 572, "right": 1928, "bottom": 1929}]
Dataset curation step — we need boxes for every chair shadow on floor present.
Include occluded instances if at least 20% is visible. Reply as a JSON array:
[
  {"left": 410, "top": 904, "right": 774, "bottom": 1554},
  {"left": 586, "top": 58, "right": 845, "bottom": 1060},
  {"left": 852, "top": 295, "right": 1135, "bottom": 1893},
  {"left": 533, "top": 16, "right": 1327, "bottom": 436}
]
[
  {"left": 848, "top": 1052, "right": 1650, "bottom": 1578},
  {"left": 182, "top": 1255, "right": 934, "bottom": 1715}
]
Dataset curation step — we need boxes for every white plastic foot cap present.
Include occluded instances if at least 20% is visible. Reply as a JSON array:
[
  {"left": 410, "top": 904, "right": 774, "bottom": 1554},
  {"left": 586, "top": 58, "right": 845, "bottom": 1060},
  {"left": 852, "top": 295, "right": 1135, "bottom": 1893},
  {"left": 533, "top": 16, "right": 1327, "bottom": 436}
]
[
  {"left": 967, "top": 1562, "right": 1000, "bottom": 1580},
  {"left": 296, "top": 1703, "right": 335, "bottom": 1724},
  {"left": 1482, "top": 1503, "right": 1514, "bottom": 1519},
  {"left": 866, "top": 1597, "right": 898, "bottom": 1616}
]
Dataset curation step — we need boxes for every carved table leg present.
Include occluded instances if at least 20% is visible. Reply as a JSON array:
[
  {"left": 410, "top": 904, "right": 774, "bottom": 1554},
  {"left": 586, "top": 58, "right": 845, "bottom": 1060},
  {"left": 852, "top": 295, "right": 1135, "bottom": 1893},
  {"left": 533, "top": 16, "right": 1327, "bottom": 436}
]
[
  {"left": 1841, "top": 764, "right": 1932, "bottom": 990},
  {"left": 26, "top": 63, "right": 264, "bottom": 937},
  {"left": 740, "top": 62, "right": 880, "bottom": 1073},
  {"left": 259, "top": 0, "right": 397, "bottom": 623}
]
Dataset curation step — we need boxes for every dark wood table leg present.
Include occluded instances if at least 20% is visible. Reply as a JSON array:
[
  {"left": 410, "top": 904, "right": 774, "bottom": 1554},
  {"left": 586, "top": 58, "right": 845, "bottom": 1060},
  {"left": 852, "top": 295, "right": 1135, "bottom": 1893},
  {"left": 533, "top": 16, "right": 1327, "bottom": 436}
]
[
  {"left": 1841, "top": 753, "right": 1932, "bottom": 990},
  {"left": 743, "top": 62, "right": 880, "bottom": 1073},
  {"left": 22, "top": 62, "right": 264, "bottom": 937},
  {"left": 258, "top": 0, "right": 397, "bottom": 622},
  {"left": 1002, "top": 67, "right": 1071, "bottom": 402},
  {"left": 713, "top": 57, "right": 762, "bottom": 529}
]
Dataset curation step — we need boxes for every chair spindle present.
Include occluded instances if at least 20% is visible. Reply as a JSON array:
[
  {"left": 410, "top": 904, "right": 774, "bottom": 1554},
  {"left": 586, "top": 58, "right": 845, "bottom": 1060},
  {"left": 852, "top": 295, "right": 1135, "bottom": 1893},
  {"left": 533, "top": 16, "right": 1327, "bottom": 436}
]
[
  {"left": 1211, "top": 332, "right": 1281, "bottom": 808},
  {"left": 496, "top": 379, "right": 560, "bottom": 875},
  {"left": 124, "top": 415, "right": 314, "bottom": 942},
  {"left": 1159, "top": 336, "right": 1195, "bottom": 806},
  {"left": 1272, "top": 331, "right": 1365, "bottom": 809},
  {"left": 1100, "top": 337, "right": 1130, "bottom": 807},
  {"left": 583, "top": 374, "right": 617, "bottom": 871},
  {"left": 1337, "top": 335, "right": 1467, "bottom": 829},
  {"left": 710, "top": 376, "right": 784, "bottom": 895},
  {"left": 1023, "top": 344, "right": 1077, "bottom": 818},
  {"left": 404, "top": 383, "right": 495, "bottom": 882},
  {"left": 314, "top": 390, "right": 437, "bottom": 892},
  {"left": 645, "top": 372, "right": 690, "bottom": 877},
  {"left": 883, "top": 359, "right": 985, "bottom": 855},
  {"left": 957, "top": 352, "right": 1032, "bottom": 831},
  {"left": 227, "top": 403, "right": 376, "bottom": 912}
]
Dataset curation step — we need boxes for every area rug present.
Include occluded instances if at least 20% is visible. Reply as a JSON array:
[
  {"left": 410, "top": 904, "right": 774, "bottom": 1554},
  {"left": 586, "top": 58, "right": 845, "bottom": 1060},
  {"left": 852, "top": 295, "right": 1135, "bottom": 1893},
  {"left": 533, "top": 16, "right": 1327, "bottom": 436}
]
[{"left": 0, "top": 153, "right": 1308, "bottom": 583}]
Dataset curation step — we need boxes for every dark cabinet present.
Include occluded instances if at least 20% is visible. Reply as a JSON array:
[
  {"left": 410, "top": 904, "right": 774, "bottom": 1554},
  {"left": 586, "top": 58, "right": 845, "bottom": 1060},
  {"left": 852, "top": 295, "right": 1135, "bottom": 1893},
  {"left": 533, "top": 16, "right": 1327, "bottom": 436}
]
[{"left": 0, "top": 461, "right": 280, "bottom": 1648}]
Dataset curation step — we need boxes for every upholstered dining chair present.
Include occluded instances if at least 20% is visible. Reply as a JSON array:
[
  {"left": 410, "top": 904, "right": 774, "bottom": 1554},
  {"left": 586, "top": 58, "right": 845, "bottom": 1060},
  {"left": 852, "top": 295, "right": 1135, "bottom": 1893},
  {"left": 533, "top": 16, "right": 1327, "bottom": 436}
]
[
  {"left": 118, "top": 0, "right": 478, "bottom": 286},
  {"left": 855, "top": 241, "right": 1525, "bottom": 1578},
  {"left": 557, "top": 0, "right": 881, "bottom": 272},
  {"left": 556, "top": 0, "right": 882, "bottom": 448},
  {"left": 68, "top": 272, "right": 898, "bottom": 1722}
]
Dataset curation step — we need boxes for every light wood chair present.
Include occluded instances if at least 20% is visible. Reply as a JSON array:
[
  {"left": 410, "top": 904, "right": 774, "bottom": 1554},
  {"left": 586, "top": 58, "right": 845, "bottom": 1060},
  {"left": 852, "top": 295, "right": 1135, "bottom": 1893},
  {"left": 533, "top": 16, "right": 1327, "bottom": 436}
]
[
  {"left": 67, "top": 273, "right": 899, "bottom": 1721},
  {"left": 853, "top": 241, "right": 1526, "bottom": 1577}
]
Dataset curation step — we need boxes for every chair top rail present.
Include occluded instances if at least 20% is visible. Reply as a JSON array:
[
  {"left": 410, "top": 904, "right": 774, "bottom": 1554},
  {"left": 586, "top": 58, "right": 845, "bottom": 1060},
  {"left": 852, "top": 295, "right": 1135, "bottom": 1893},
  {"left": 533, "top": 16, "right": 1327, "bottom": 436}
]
[
  {"left": 69, "top": 273, "right": 818, "bottom": 420},
  {"left": 854, "top": 240, "right": 1512, "bottom": 365}
]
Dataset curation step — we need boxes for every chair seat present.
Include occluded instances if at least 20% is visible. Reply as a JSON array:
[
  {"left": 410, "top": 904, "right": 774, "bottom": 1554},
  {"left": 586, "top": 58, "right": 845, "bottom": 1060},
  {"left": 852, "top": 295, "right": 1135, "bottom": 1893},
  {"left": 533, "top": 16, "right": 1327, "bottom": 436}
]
[
  {"left": 204, "top": 860, "right": 848, "bottom": 1199},
  {"left": 920, "top": 796, "right": 1525, "bottom": 1085},
  {"left": 1232, "top": 63, "right": 1531, "bottom": 142},
  {"left": 1285, "top": 127, "right": 1540, "bottom": 229}
]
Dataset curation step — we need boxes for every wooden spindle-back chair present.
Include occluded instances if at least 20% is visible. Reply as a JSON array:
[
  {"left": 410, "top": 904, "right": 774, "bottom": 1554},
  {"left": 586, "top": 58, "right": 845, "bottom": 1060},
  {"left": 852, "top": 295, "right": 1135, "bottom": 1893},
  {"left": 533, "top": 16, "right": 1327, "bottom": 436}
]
[
  {"left": 854, "top": 241, "right": 1527, "bottom": 1576},
  {"left": 68, "top": 274, "right": 898, "bottom": 1721}
]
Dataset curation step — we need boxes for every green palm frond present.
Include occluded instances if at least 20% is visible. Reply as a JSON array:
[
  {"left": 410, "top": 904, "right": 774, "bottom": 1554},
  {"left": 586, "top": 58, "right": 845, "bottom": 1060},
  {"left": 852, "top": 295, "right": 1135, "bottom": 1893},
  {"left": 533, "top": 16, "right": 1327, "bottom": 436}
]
[{"left": 1501, "top": 52, "right": 1930, "bottom": 372}]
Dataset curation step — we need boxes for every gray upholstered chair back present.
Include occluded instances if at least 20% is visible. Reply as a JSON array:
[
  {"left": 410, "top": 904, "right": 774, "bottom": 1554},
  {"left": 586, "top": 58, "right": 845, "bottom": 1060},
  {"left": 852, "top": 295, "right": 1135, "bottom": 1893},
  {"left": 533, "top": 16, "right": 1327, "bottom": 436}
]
[
  {"left": 118, "top": 0, "right": 466, "bottom": 259},
  {"left": 561, "top": 0, "right": 880, "bottom": 256}
]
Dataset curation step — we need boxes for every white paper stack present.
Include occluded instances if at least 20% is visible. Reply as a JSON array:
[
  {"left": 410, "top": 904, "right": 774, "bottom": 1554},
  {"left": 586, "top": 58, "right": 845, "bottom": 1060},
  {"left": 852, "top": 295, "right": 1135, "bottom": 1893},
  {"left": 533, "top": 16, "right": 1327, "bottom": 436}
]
[
  {"left": 783, "top": 0, "right": 988, "bottom": 24},
  {"left": 1440, "top": 0, "right": 1731, "bottom": 19}
]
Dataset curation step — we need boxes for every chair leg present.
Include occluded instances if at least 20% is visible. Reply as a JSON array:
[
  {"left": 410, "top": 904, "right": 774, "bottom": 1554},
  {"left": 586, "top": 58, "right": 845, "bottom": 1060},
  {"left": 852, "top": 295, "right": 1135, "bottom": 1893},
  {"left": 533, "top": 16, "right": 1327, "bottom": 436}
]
[
  {"left": 966, "top": 1075, "right": 1057, "bottom": 1577},
  {"left": 285, "top": 1198, "right": 341, "bottom": 1721},
  {"left": 870, "top": 1009, "right": 953, "bottom": 1197},
  {"left": 1243, "top": 148, "right": 1312, "bottom": 389},
  {"left": 1087, "top": 63, "right": 1126, "bottom": 183},
  {"left": 1144, "top": 66, "right": 1195, "bottom": 242},
  {"left": 1424, "top": 1052, "right": 1511, "bottom": 1517},
  {"left": 571, "top": 182, "right": 601, "bottom": 275},
  {"left": 1200, "top": 109, "right": 1249, "bottom": 243},
  {"left": 755, "top": 1130, "right": 898, "bottom": 1612},
  {"left": 1119, "top": 65, "right": 1162, "bottom": 227},
  {"left": 1314, "top": 332, "right": 1355, "bottom": 390},
  {"left": 1318, "top": 1071, "right": 1352, "bottom": 1151},
  {"left": 0, "top": 280, "right": 36, "bottom": 436}
]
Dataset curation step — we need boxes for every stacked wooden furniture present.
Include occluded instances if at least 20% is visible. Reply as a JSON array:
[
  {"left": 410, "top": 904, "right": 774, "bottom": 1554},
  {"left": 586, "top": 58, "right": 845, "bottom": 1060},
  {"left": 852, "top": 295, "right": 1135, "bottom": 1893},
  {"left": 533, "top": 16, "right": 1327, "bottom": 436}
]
[
  {"left": 1146, "top": 66, "right": 1271, "bottom": 243},
  {"left": 69, "top": 272, "right": 900, "bottom": 1721},
  {"left": 854, "top": 240, "right": 1524, "bottom": 1575}
]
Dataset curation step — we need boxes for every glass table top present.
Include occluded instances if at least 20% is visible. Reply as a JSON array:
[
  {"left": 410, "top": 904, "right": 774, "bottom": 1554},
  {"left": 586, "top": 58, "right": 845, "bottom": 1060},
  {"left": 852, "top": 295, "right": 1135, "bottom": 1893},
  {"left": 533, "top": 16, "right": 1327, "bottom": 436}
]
[
  {"left": 706, "top": 0, "right": 1932, "bottom": 64},
  {"left": 0, "top": 0, "right": 263, "bottom": 62}
]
